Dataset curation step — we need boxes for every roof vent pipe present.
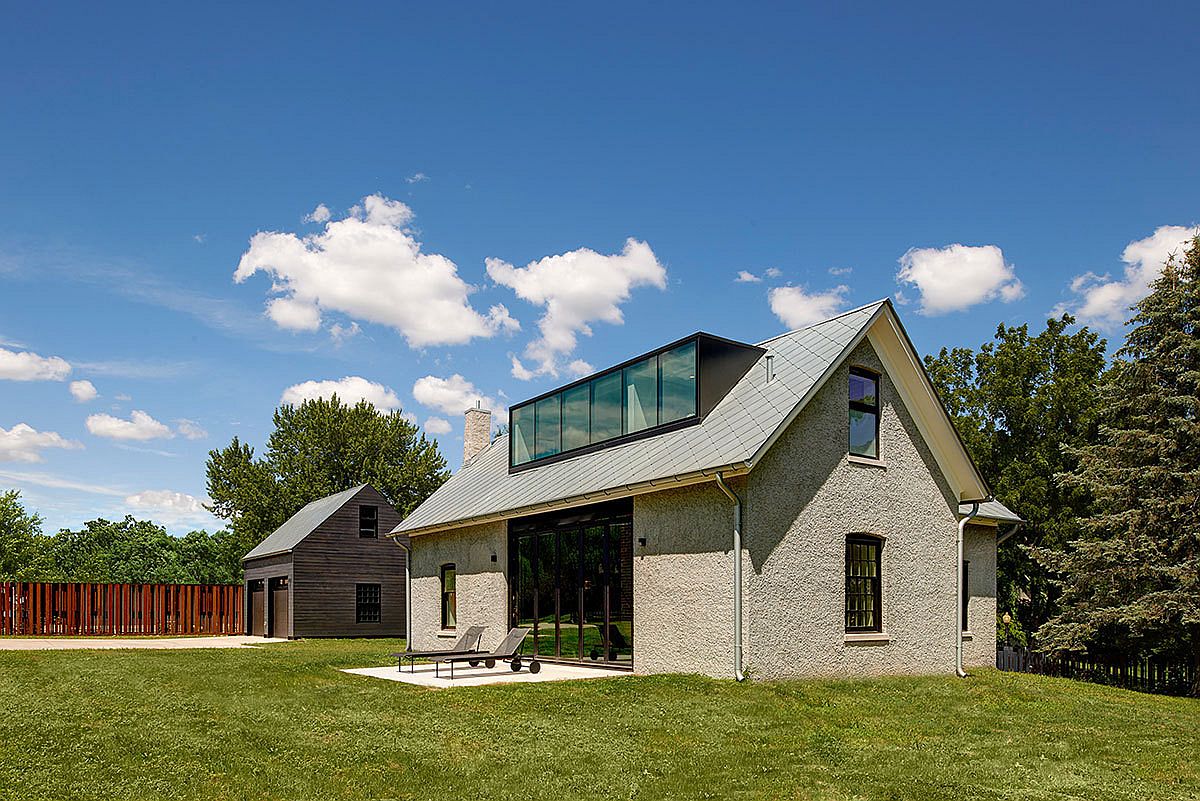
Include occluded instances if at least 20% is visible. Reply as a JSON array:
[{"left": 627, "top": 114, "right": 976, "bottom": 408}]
[
  {"left": 765, "top": 354, "right": 775, "bottom": 383},
  {"left": 715, "top": 472, "right": 745, "bottom": 682}
]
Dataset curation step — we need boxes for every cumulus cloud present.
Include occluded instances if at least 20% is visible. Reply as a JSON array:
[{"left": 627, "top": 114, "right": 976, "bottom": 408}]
[
  {"left": 487, "top": 238, "right": 666, "bottom": 378},
  {"left": 125, "top": 490, "right": 218, "bottom": 528},
  {"left": 413, "top": 374, "right": 500, "bottom": 417},
  {"left": 566, "top": 359, "right": 593, "bottom": 378},
  {"left": 304, "top": 203, "right": 332, "bottom": 223},
  {"left": 329, "top": 321, "right": 361, "bottom": 345},
  {"left": 735, "top": 270, "right": 762, "bottom": 283},
  {"left": 236, "top": 195, "right": 518, "bottom": 347},
  {"left": 896, "top": 244, "right": 1024, "bottom": 315},
  {"left": 0, "top": 423, "right": 82, "bottom": 463},
  {"left": 280, "top": 376, "right": 402, "bottom": 410},
  {"left": 69, "top": 380, "right": 98, "bottom": 402},
  {"left": 765, "top": 267, "right": 782, "bottom": 279},
  {"left": 423, "top": 417, "right": 452, "bottom": 435},
  {"left": 405, "top": 172, "right": 429, "bottom": 184},
  {"left": 175, "top": 419, "right": 208, "bottom": 440},
  {"left": 0, "top": 347, "right": 71, "bottom": 381},
  {"left": 769, "top": 285, "right": 850, "bottom": 328},
  {"left": 1055, "top": 225, "right": 1200, "bottom": 328},
  {"left": 86, "top": 410, "right": 173, "bottom": 441}
]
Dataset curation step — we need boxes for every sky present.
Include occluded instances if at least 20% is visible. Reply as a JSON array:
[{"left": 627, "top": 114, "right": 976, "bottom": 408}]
[{"left": 1, "top": 3, "right": 1197, "bottom": 535}]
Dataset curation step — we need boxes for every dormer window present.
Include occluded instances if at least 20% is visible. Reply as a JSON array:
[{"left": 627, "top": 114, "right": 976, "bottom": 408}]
[{"left": 849, "top": 367, "right": 879, "bottom": 459}]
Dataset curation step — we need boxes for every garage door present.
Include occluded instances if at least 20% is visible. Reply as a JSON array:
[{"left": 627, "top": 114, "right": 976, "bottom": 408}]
[
  {"left": 249, "top": 580, "right": 265, "bottom": 637},
  {"left": 270, "top": 577, "right": 289, "bottom": 639}
]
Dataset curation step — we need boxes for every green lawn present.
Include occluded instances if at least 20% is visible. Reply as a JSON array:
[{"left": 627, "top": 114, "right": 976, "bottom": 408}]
[{"left": 0, "top": 638, "right": 1196, "bottom": 800}]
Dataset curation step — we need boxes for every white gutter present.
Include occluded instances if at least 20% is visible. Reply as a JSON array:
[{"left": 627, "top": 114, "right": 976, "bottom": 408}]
[
  {"left": 396, "top": 534, "right": 415, "bottom": 647},
  {"left": 956, "top": 501, "right": 982, "bottom": 678},
  {"left": 714, "top": 472, "right": 745, "bottom": 682}
]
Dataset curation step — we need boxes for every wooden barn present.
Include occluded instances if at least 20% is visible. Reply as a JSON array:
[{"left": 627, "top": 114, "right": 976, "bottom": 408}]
[{"left": 242, "top": 484, "right": 407, "bottom": 639}]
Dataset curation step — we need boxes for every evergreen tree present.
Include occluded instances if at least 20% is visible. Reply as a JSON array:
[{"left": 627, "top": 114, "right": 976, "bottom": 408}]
[{"left": 1035, "top": 236, "right": 1200, "bottom": 695}]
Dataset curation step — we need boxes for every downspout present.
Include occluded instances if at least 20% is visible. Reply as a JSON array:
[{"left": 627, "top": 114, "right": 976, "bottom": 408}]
[
  {"left": 956, "top": 501, "right": 981, "bottom": 678},
  {"left": 715, "top": 473, "right": 745, "bottom": 682},
  {"left": 396, "top": 534, "right": 415, "bottom": 647},
  {"left": 996, "top": 521, "right": 1022, "bottom": 546}
]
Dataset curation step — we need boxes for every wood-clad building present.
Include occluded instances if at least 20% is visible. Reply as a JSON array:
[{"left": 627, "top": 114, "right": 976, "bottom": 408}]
[{"left": 242, "top": 484, "right": 407, "bottom": 639}]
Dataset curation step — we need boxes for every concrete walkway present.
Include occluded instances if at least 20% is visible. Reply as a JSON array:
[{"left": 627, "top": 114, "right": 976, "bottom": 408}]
[
  {"left": 0, "top": 636, "right": 283, "bottom": 650},
  {"left": 342, "top": 661, "right": 631, "bottom": 689}
]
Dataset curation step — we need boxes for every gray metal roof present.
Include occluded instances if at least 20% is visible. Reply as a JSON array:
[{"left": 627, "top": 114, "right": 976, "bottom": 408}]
[
  {"left": 959, "top": 499, "right": 1022, "bottom": 524},
  {"left": 393, "top": 301, "right": 889, "bottom": 536},
  {"left": 243, "top": 484, "right": 367, "bottom": 561}
]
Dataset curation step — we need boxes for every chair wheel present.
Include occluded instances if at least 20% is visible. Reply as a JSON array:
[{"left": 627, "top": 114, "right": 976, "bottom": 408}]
[
  {"left": 485, "top": 658, "right": 496, "bottom": 669},
  {"left": 468, "top": 660, "right": 479, "bottom": 667},
  {"left": 511, "top": 657, "right": 522, "bottom": 672},
  {"left": 529, "top": 660, "right": 541, "bottom": 674}
]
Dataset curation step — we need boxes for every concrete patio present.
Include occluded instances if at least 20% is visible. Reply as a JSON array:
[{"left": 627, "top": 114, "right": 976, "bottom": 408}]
[{"left": 341, "top": 660, "right": 632, "bottom": 688}]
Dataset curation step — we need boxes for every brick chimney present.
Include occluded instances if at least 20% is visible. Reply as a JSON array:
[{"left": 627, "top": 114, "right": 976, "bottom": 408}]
[{"left": 463, "top": 401, "right": 492, "bottom": 464}]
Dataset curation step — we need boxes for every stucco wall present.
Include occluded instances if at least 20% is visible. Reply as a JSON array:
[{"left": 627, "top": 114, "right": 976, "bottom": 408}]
[
  {"left": 632, "top": 478, "right": 749, "bottom": 676},
  {"left": 743, "top": 338, "right": 964, "bottom": 679},
  {"left": 408, "top": 520, "right": 508, "bottom": 652},
  {"left": 963, "top": 523, "right": 997, "bottom": 667}
]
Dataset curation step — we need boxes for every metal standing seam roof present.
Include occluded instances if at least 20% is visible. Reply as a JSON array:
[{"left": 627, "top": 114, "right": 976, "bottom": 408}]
[
  {"left": 392, "top": 301, "right": 891, "bottom": 536},
  {"left": 959, "top": 499, "right": 1022, "bottom": 524},
  {"left": 243, "top": 484, "right": 367, "bottom": 561}
]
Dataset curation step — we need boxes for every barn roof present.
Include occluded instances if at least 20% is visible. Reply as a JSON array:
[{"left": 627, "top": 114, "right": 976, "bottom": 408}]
[{"left": 243, "top": 484, "right": 367, "bottom": 561}]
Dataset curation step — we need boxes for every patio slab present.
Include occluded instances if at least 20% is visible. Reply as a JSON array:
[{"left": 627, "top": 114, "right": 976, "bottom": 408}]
[
  {"left": 0, "top": 636, "right": 284, "bottom": 650},
  {"left": 341, "top": 660, "right": 631, "bottom": 688}
]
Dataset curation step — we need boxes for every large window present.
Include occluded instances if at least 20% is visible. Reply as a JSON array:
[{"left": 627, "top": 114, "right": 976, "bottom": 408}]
[
  {"left": 440, "top": 564, "right": 457, "bottom": 630},
  {"left": 359, "top": 505, "right": 378, "bottom": 538},
  {"left": 849, "top": 367, "right": 880, "bottom": 459},
  {"left": 510, "top": 340, "right": 698, "bottom": 467},
  {"left": 845, "top": 536, "right": 882, "bottom": 632},
  {"left": 356, "top": 583, "right": 381, "bottom": 624}
]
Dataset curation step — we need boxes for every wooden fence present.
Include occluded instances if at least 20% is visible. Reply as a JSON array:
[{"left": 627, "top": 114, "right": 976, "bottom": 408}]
[
  {"left": 0, "top": 582, "right": 243, "bottom": 636},
  {"left": 998, "top": 645, "right": 1196, "bottom": 696}
]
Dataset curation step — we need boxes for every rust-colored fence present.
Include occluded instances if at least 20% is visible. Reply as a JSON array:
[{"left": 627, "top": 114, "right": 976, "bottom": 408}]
[{"left": 0, "top": 582, "right": 243, "bottom": 636}]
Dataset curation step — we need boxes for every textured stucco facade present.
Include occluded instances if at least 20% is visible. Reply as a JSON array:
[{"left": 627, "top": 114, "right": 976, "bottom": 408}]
[{"left": 406, "top": 338, "right": 997, "bottom": 680}]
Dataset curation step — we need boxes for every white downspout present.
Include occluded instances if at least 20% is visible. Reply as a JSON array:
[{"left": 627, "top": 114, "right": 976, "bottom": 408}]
[
  {"left": 715, "top": 473, "right": 745, "bottom": 682},
  {"left": 396, "top": 534, "right": 415, "bottom": 647},
  {"left": 956, "top": 501, "right": 980, "bottom": 678}
]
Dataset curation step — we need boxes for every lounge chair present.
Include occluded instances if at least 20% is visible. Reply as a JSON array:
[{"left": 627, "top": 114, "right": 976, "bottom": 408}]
[
  {"left": 391, "top": 625, "right": 485, "bottom": 672},
  {"left": 432, "top": 627, "right": 536, "bottom": 679}
]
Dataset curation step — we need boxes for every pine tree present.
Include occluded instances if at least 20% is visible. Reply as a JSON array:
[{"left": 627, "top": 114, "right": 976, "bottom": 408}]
[{"left": 1035, "top": 236, "right": 1200, "bottom": 695}]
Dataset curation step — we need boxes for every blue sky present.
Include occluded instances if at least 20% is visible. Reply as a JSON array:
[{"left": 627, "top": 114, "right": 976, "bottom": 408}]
[{"left": 1, "top": 3, "right": 1197, "bottom": 534}]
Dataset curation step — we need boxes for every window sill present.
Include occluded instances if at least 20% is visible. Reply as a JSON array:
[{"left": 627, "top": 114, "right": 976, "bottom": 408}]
[
  {"left": 846, "top": 454, "right": 887, "bottom": 469},
  {"left": 436, "top": 629, "right": 458, "bottom": 639},
  {"left": 844, "top": 632, "right": 891, "bottom": 645}
]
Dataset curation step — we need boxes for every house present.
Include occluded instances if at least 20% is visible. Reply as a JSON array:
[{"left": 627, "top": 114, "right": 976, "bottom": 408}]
[
  {"left": 386, "top": 300, "right": 1021, "bottom": 679},
  {"left": 243, "top": 484, "right": 407, "bottom": 639}
]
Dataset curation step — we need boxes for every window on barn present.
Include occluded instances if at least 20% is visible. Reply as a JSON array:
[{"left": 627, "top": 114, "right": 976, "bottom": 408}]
[
  {"left": 849, "top": 367, "right": 880, "bottom": 459},
  {"left": 359, "top": 505, "right": 378, "bottom": 538},
  {"left": 845, "top": 535, "right": 882, "bottom": 632},
  {"left": 356, "top": 583, "right": 381, "bottom": 624},
  {"left": 441, "top": 564, "right": 457, "bottom": 630}
]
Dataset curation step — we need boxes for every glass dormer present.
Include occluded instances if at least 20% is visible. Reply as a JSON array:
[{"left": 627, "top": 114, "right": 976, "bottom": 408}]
[{"left": 509, "top": 333, "right": 763, "bottom": 471}]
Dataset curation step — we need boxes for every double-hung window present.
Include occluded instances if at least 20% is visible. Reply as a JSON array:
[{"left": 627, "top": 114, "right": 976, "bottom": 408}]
[
  {"left": 845, "top": 535, "right": 883, "bottom": 632},
  {"left": 440, "top": 564, "right": 457, "bottom": 630}
]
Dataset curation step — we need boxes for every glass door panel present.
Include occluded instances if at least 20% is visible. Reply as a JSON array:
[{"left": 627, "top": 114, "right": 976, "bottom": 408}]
[
  {"left": 558, "top": 526, "right": 582, "bottom": 660},
  {"left": 536, "top": 531, "right": 558, "bottom": 658},
  {"left": 514, "top": 535, "right": 536, "bottom": 657},
  {"left": 608, "top": 521, "right": 634, "bottom": 663},
  {"left": 581, "top": 525, "right": 607, "bottom": 662}
]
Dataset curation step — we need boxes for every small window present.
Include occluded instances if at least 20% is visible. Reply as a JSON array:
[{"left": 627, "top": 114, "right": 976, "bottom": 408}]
[
  {"left": 659, "top": 341, "right": 697, "bottom": 424},
  {"left": 561, "top": 383, "right": 591, "bottom": 452},
  {"left": 849, "top": 367, "right": 880, "bottom": 459},
  {"left": 511, "top": 405, "right": 535, "bottom": 466},
  {"left": 356, "top": 583, "right": 381, "bottom": 624},
  {"left": 845, "top": 535, "right": 882, "bottom": 632},
  {"left": 440, "top": 564, "right": 457, "bottom": 630},
  {"left": 623, "top": 356, "right": 658, "bottom": 434},
  {"left": 961, "top": 560, "right": 970, "bottom": 631},
  {"left": 590, "top": 371, "right": 623, "bottom": 442},
  {"left": 359, "top": 505, "right": 378, "bottom": 538},
  {"left": 534, "top": 394, "right": 561, "bottom": 460}
]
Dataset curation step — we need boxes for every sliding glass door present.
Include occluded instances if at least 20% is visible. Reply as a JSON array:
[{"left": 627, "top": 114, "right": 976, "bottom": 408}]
[{"left": 509, "top": 506, "right": 633, "bottom": 666}]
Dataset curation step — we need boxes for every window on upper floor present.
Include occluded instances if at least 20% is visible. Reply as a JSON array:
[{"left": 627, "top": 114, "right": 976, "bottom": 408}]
[
  {"left": 359, "top": 505, "right": 378, "bottom": 538},
  {"left": 849, "top": 367, "right": 880, "bottom": 459},
  {"left": 845, "top": 535, "right": 882, "bottom": 632}
]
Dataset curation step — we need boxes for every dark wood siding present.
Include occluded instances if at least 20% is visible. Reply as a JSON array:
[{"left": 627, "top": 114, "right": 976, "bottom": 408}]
[
  {"left": 244, "top": 552, "right": 292, "bottom": 637},
  {"left": 290, "top": 485, "right": 408, "bottom": 638}
]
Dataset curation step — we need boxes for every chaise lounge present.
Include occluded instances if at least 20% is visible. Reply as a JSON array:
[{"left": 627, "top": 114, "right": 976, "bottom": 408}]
[
  {"left": 391, "top": 625, "right": 485, "bottom": 672},
  {"left": 432, "top": 627, "right": 536, "bottom": 679}
]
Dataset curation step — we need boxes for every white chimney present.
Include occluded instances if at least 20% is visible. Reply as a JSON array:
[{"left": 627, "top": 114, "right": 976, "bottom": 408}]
[{"left": 463, "top": 401, "right": 492, "bottom": 464}]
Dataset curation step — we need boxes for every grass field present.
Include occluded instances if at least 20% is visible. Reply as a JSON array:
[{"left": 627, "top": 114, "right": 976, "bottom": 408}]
[{"left": 0, "top": 638, "right": 1196, "bottom": 800}]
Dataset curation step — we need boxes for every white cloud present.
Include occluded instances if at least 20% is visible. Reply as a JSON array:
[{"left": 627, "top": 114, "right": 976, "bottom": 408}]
[
  {"left": 1055, "top": 225, "right": 1200, "bottom": 328},
  {"left": 769, "top": 285, "right": 850, "bottom": 328},
  {"left": 0, "top": 469, "right": 121, "bottom": 496},
  {"left": 69, "top": 380, "right": 98, "bottom": 402},
  {"left": 0, "top": 424, "right": 83, "bottom": 463},
  {"left": 279, "top": 376, "right": 402, "bottom": 410},
  {"left": 124, "top": 490, "right": 218, "bottom": 528},
  {"left": 236, "top": 194, "right": 517, "bottom": 347},
  {"left": 413, "top": 374, "right": 500, "bottom": 417},
  {"left": 0, "top": 347, "right": 71, "bottom": 381},
  {"left": 86, "top": 410, "right": 173, "bottom": 441},
  {"left": 829, "top": 266, "right": 853, "bottom": 276},
  {"left": 175, "top": 419, "right": 208, "bottom": 440},
  {"left": 509, "top": 355, "right": 535, "bottom": 381},
  {"left": 193, "top": 233, "right": 206, "bottom": 244},
  {"left": 566, "top": 359, "right": 593, "bottom": 378},
  {"left": 304, "top": 203, "right": 332, "bottom": 223},
  {"left": 406, "top": 172, "right": 429, "bottom": 184},
  {"left": 735, "top": 270, "right": 762, "bottom": 283},
  {"left": 423, "top": 417, "right": 452, "bottom": 435},
  {"left": 896, "top": 244, "right": 1024, "bottom": 315},
  {"left": 764, "top": 267, "right": 782, "bottom": 279},
  {"left": 329, "top": 321, "right": 361, "bottom": 345},
  {"left": 487, "top": 238, "right": 666, "bottom": 378}
]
